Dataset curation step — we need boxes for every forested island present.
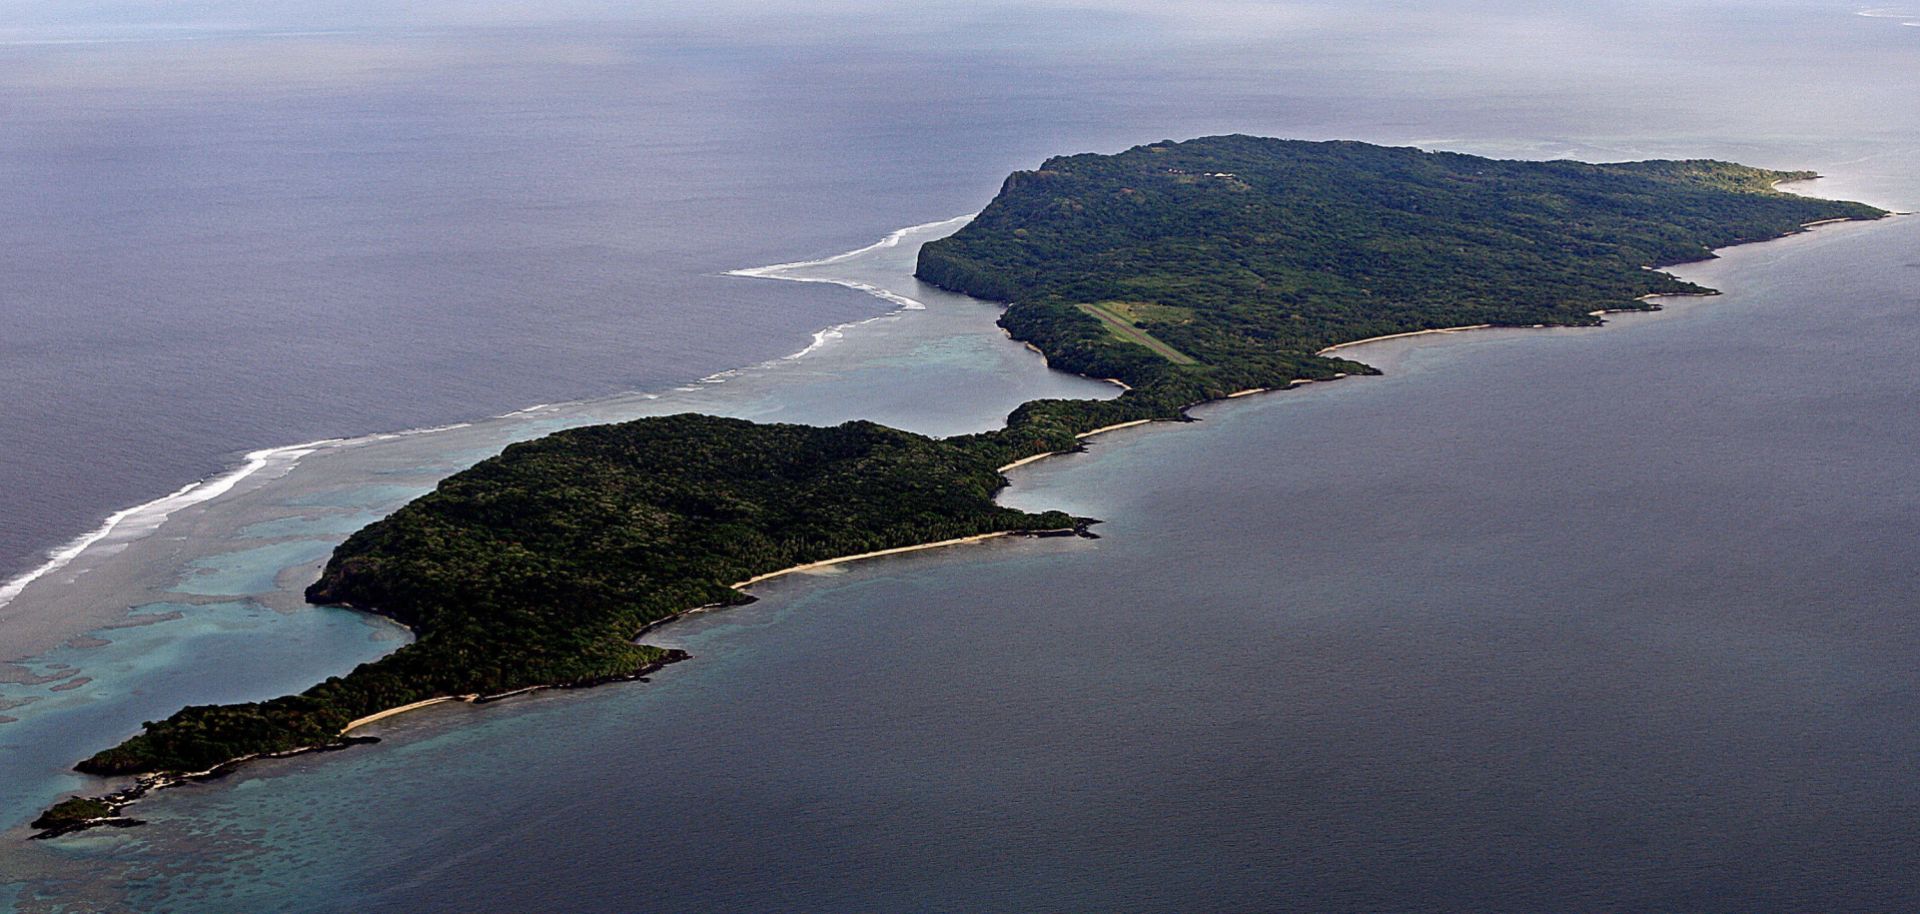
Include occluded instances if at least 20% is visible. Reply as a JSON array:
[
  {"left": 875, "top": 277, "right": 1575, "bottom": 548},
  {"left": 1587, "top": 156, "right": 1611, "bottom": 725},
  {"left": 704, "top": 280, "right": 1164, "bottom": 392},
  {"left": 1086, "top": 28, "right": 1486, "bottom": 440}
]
[
  {"left": 918, "top": 136, "right": 1884, "bottom": 432},
  {"left": 35, "top": 136, "right": 1884, "bottom": 836}
]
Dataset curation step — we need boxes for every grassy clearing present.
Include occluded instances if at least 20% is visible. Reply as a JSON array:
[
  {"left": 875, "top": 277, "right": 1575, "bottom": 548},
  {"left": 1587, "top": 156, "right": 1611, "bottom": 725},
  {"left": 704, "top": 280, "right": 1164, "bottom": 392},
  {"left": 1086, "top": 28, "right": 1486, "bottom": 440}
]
[{"left": 1076, "top": 301, "right": 1198, "bottom": 365}]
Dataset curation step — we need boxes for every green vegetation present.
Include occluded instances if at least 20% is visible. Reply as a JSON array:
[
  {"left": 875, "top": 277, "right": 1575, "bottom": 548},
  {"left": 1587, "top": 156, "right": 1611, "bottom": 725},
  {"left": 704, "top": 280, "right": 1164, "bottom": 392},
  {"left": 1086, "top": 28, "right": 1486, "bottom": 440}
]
[
  {"left": 1075, "top": 302, "right": 1197, "bottom": 365},
  {"left": 1089, "top": 301, "right": 1196, "bottom": 327},
  {"left": 74, "top": 417, "right": 1081, "bottom": 778},
  {"left": 44, "top": 136, "right": 1884, "bottom": 831},
  {"left": 918, "top": 135, "right": 1884, "bottom": 427},
  {"left": 31, "top": 797, "right": 113, "bottom": 833}
]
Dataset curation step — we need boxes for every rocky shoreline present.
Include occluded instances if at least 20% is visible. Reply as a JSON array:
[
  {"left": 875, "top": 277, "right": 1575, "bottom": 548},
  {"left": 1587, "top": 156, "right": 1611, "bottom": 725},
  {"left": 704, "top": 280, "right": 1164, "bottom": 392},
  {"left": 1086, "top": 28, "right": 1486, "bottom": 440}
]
[{"left": 31, "top": 649, "right": 693, "bottom": 838}]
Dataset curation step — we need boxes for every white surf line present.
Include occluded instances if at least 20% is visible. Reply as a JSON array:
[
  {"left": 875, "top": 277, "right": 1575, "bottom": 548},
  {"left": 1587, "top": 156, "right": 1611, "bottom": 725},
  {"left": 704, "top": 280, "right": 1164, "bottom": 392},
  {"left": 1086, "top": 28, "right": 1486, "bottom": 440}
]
[
  {"left": 726, "top": 214, "right": 978, "bottom": 313},
  {"left": 1851, "top": 7, "right": 1918, "bottom": 25},
  {"left": 0, "top": 409, "right": 529, "bottom": 615},
  {"left": 717, "top": 215, "right": 982, "bottom": 370},
  {"left": 728, "top": 214, "right": 975, "bottom": 278},
  {"left": 3, "top": 216, "right": 986, "bottom": 616},
  {"left": 0, "top": 438, "right": 340, "bottom": 612},
  {"left": 362, "top": 420, "right": 474, "bottom": 442}
]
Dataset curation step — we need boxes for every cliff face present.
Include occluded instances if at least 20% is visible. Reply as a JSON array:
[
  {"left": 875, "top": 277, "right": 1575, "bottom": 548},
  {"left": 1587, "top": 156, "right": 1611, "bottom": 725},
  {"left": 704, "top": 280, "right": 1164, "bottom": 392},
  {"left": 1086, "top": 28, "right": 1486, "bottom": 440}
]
[{"left": 914, "top": 243, "right": 1021, "bottom": 303}]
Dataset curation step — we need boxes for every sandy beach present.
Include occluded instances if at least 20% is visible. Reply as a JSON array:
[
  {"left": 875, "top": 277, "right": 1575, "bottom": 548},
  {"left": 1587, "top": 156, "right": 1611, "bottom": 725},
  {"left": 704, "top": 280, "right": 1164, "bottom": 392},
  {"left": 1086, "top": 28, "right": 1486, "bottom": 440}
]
[
  {"left": 1315, "top": 324, "right": 1494, "bottom": 356},
  {"left": 20, "top": 190, "right": 1896, "bottom": 852},
  {"left": 324, "top": 215, "right": 1899, "bottom": 756},
  {"left": 723, "top": 418, "right": 1175, "bottom": 593},
  {"left": 341, "top": 696, "right": 473, "bottom": 734},
  {"left": 731, "top": 531, "right": 1034, "bottom": 590},
  {"left": 994, "top": 418, "right": 1158, "bottom": 473}
]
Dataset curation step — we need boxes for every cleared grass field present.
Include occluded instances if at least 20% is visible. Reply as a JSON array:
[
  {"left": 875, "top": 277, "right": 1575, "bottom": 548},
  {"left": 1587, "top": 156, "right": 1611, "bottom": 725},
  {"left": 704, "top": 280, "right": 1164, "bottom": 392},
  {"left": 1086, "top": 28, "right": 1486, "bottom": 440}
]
[{"left": 1075, "top": 301, "right": 1198, "bottom": 364}]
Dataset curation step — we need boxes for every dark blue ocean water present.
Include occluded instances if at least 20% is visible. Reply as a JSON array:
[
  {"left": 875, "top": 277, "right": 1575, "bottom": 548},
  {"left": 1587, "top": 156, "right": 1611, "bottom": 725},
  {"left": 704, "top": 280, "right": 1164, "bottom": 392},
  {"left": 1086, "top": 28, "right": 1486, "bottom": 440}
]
[
  {"left": 16, "top": 214, "right": 1920, "bottom": 912},
  {"left": 4, "top": 0, "right": 1916, "bottom": 585},
  {"left": 5, "top": 1, "right": 1920, "bottom": 910}
]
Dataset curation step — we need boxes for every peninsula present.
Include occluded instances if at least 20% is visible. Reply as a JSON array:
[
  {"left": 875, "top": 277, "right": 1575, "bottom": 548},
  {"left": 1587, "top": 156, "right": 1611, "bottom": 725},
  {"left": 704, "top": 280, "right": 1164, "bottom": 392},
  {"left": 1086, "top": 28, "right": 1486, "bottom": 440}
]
[{"left": 34, "top": 136, "right": 1884, "bottom": 836}]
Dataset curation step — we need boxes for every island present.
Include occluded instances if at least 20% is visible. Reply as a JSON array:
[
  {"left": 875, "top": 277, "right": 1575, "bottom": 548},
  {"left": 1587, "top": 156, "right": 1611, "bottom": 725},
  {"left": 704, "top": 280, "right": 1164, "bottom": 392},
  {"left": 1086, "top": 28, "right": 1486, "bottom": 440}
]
[{"left": 34, "top": 135, "right": 1885, "bottom": 836}]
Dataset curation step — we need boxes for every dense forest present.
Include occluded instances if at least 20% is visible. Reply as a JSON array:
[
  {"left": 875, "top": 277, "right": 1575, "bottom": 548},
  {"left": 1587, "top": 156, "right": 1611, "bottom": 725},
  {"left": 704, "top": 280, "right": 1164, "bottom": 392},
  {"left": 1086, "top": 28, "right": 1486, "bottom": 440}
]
[
  {"left": 919, "top": 135, "right": 1885, "bottom": 446},
  {"left": 72, "top": 417, "right": 1081, "bottom": 780},
  {"left": 42, "top": 136, "right": 1883, "bottom": 833}
]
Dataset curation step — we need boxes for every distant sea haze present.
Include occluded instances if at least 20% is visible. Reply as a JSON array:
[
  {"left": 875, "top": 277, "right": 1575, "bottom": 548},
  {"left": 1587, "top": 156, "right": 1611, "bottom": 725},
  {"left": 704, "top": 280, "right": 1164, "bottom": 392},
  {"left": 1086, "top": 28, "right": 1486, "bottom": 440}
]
[
  {"left": 5, "top": 0, "right": 1920, "bottom": 910},
  {"left": 4, "top": 0, "right": 1917, "bottom": 592}
]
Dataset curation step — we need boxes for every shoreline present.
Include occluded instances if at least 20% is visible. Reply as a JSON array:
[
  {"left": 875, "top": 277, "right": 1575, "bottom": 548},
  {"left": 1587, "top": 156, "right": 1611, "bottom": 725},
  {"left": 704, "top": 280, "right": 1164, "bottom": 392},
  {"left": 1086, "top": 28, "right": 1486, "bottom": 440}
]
[
  {"left": 1297, "top": 205, "right": 1901, "bottom": 365},
  {"left": 729, "top": 529, "right": 1067, "bottom": 591},
  {"left": 341, "top": 647, "right": 693, "bottom": 736},
  {"left": 1012, "top": 337, "right": 1131, "bottom": 392},
  {"left": 1299, "top": 209, "right": 1897, "bottom": 364},
  {"left": 1, "top": 218, "right": 984, "bottom": 640},
  {"left": 32, "top": 651, "right": 691, "bottom": 838},
  {"left": 996, "top": 418, "right": 1159, "bottom": 472},
  {"left": 340, "top": 696, "right": 472, "bottom": 733},
  {"left": 22, "top": 201, "right": 1892, "bottom": 840},
  {"left": 10, "top": 181, "right": 1888, "bottom": 630},
  {"left": 1315, "top": 324, "right": 1493, "bottom": 356}
]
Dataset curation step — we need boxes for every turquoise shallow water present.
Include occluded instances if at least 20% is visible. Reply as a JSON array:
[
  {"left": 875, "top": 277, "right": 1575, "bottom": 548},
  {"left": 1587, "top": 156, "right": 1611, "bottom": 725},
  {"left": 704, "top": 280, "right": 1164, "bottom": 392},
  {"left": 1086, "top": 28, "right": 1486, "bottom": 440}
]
[
  {"left": 12, "top": 191, "right": 1920, "bottom": 914},
  {"left": 172, "top": 542, "right": 340, "bottom": 597},
  {"left": 0, "top": 215, "right": 1115, "bottom": 851},
  {"left": 284, "top": 485, "right": 433, "bottom": 511},
  {"left": 0, "top": 601, "right": 396, "bottom": 832},
  {"left": 233, "top": 515, "right": 381, "bottom": 540},
  {"left": 6, "top": 1, "right": 1920, "bottom": 910}
]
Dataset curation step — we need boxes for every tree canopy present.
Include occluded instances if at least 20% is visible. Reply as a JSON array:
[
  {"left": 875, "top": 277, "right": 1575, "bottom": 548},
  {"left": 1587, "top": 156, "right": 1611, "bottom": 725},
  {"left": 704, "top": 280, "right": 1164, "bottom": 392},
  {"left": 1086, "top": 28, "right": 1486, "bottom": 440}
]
[{"left": 53, "top": 137, "right": 1884, "bottom": 823}]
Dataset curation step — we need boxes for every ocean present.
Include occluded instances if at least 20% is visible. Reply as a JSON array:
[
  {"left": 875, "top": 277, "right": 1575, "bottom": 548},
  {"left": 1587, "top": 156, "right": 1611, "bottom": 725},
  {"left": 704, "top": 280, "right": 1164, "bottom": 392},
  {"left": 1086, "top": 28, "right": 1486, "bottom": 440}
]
[{"left": 3, "top": 0, "right": 1919, "bottom": 910}]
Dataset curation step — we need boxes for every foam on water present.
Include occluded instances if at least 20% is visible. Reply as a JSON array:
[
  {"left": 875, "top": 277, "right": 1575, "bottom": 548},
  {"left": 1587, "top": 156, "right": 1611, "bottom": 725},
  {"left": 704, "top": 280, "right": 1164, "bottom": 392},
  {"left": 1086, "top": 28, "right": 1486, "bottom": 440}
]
[
  {"left": 0, "top": 209, "right": 1123, "bottom": 851},
  {"left": 722, "top": 216, "right": 986, "bottom": 367},
  {"left": 1856, "top": 7, "right": 1920, "bottom": 26},
  {"left": 0, "top": 395, "right": 662, "bottom": 618},
  {"left": 726, "top": 214, "right": 976, "bottom": 313},
  {"left": 726, "top": 215, "right": 972, "bottom": 279},
  {"left": 0, "top": 439, "right": 337, "bottom": 614}
]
